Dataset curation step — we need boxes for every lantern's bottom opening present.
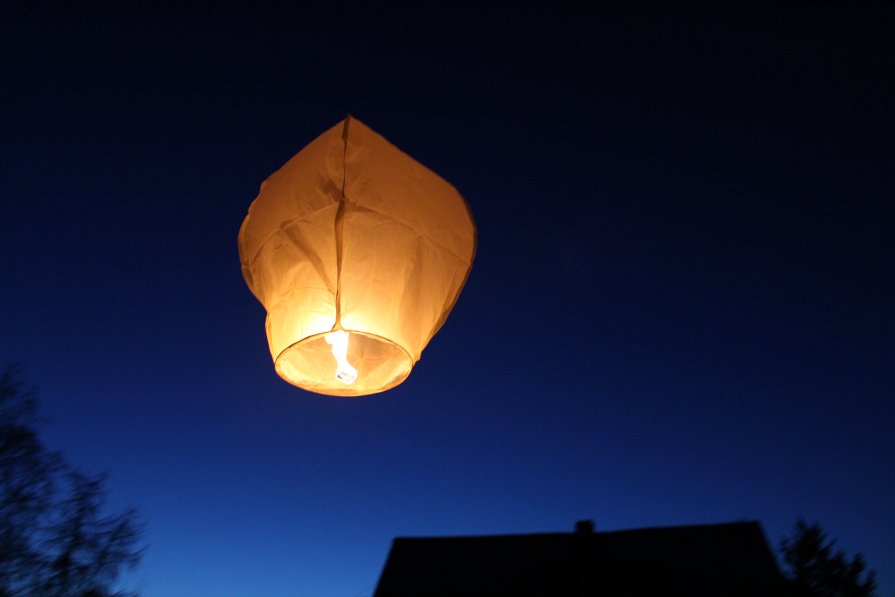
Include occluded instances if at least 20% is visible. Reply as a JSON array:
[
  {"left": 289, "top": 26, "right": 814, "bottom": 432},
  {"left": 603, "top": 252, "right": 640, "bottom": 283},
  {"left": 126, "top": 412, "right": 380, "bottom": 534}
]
[{"left": 275, "top": 330, "right": 413, "bottom": 397}]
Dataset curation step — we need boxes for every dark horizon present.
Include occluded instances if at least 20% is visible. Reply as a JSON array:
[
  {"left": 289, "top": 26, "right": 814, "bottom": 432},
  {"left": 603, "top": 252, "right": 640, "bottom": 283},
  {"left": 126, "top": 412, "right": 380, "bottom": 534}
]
[{"left": 2, "top": 4, "right": 892, "bottom": 596}]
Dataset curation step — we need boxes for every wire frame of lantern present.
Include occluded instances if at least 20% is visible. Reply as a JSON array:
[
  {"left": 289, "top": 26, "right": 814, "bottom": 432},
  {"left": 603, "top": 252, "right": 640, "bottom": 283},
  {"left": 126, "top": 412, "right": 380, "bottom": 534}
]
[{"left": 238, "top": 117, "right": 476, "bottom": 396}]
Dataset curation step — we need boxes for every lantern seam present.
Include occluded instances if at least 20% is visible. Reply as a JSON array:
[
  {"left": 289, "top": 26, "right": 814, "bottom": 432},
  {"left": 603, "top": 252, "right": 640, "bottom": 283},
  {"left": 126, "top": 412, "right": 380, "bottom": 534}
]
[{"left": 331, "top": 116, "right": 351, "bottom": 330}]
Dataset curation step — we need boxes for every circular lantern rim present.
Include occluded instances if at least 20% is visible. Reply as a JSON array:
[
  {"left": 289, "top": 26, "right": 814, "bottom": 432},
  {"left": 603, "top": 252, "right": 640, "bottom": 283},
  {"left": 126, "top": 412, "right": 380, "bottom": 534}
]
[{"left": 274, "top": 329, "right": 414, "bottom": 397}]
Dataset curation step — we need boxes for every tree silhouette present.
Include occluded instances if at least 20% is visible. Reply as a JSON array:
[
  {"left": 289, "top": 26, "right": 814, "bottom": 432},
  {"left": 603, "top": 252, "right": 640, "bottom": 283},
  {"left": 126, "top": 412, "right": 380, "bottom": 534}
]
[
  {"left": 779, "top": 519, "right": 876, "bottom": 597},
  {"left": 0, "top": 364, "right": 142, "bottom": 597}
]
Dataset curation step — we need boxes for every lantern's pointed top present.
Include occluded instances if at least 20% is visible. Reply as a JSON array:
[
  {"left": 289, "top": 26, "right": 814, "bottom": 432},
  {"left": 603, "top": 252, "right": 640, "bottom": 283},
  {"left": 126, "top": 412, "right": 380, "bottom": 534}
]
[{"left": 342, "top": 114, "right": 353, "bottom": 141}]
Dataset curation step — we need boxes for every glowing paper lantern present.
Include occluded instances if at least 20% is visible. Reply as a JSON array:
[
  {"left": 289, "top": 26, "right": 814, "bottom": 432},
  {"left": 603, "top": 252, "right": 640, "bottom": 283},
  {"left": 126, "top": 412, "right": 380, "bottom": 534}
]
[{"left": 238, "top": 117, "right": 476, "bottom": 396}]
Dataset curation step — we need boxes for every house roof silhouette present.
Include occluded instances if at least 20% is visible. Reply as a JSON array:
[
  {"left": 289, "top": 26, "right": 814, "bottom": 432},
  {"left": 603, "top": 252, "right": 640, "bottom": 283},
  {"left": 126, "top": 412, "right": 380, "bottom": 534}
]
[{"left": 373, "top": 520, "right": 788, "bottom": 596}]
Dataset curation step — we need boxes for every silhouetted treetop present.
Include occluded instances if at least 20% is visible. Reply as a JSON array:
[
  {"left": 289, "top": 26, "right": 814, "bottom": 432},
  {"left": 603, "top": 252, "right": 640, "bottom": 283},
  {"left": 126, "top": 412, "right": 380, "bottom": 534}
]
[
  {"left": 1, "top": 364, "right": 143, "bottom": 597},
  {"left": 780, "top": 519, "right": 876, "bottom": 597}
]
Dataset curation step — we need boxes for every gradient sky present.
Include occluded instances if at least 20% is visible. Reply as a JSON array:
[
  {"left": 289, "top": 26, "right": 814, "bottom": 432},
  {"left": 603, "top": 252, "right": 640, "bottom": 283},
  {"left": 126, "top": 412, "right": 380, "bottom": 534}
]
[{"left": 2, "top": 4, "right": 893, "bottom": 596}]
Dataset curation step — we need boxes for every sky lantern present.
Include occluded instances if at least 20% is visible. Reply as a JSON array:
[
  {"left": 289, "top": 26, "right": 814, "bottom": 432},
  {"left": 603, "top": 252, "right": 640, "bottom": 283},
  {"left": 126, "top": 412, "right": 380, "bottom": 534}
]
[{"left": 238, "top": 117, "right": 476, "bottom": 396}]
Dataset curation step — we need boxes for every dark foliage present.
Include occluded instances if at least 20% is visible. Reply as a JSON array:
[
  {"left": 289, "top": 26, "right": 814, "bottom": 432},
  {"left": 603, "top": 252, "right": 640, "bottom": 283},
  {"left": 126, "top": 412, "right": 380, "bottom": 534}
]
[
  {"left": 0, "top": 365, "right": 142, "bottom": 597},
  {"left": 780, "top": 519, "right": 876, "bottom": 597}
]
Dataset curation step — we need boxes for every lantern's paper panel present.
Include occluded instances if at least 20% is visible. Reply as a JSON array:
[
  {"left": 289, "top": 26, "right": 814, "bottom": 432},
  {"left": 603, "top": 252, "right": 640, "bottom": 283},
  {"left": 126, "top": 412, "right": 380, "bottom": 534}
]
[{"left": 238, "top": 117, "right": 476, "bottom": 396}]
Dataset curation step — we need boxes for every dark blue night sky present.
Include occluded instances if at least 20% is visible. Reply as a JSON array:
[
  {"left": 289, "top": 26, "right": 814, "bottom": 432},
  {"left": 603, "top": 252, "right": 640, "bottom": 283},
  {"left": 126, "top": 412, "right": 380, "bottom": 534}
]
[{"left": 2, "top": 4, "right": 893, "bottom": 596}]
